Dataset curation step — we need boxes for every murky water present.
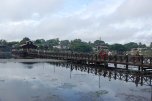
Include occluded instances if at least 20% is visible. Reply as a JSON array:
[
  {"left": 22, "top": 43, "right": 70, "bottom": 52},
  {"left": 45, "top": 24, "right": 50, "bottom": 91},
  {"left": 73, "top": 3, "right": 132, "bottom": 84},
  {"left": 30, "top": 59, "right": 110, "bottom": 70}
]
[{"left": 0, "top": 61, "right": 151, "bottom": 101}]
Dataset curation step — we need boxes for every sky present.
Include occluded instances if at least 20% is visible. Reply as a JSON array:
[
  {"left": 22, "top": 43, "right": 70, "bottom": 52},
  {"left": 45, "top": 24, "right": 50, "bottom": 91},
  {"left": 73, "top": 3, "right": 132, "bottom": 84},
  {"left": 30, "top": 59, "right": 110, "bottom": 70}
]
[{"left": 0, "top": 0, "right": 152, "bottom": 44}]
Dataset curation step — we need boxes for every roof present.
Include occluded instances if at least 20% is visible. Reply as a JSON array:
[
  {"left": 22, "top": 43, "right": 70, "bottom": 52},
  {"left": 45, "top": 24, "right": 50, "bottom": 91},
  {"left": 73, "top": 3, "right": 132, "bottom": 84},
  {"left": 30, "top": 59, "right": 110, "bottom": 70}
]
[{"left": 20, "top": 41, "right": 38, "bottom": 49}]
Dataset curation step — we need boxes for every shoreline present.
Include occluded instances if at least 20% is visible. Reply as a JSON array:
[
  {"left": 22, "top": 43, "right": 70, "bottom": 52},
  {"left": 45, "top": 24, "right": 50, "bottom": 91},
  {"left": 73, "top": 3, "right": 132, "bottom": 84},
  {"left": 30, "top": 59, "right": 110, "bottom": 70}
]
[{"left": 0, "top": 59, "right": 66, "bottom": 63}]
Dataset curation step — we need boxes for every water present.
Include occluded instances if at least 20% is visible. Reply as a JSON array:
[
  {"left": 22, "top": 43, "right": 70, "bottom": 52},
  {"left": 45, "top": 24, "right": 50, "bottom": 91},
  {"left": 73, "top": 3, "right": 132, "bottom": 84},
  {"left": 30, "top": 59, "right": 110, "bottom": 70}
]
[{"left": 0, "top": 61, "right": 151, "bottom": 101}]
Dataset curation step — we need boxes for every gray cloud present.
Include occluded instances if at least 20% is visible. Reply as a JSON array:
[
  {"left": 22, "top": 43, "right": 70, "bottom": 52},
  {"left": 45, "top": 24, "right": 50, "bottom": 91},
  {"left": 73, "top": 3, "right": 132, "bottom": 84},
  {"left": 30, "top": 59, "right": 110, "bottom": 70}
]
[
  {"left": 0, "top": 0, "right": 152, "bottom": 45},
  {"left": 115, "top": 0, "right": 152, "bottom": 19},
  {"left": 0, "top": 0, "right": 64, "bottom": 21}
]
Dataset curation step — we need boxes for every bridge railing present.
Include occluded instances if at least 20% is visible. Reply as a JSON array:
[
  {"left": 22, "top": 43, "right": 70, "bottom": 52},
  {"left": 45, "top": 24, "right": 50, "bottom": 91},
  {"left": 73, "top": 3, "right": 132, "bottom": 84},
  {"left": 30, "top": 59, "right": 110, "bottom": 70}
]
[{"left": 12, "top": 50, "right": 152, "bottom": 68}]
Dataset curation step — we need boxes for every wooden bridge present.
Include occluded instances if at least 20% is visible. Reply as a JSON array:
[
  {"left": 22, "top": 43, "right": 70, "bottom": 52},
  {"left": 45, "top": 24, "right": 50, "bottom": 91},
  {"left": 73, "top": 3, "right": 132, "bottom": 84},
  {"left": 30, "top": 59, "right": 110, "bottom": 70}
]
[{"left": 12, "top": 50, "right": 152, "bottom": 71}]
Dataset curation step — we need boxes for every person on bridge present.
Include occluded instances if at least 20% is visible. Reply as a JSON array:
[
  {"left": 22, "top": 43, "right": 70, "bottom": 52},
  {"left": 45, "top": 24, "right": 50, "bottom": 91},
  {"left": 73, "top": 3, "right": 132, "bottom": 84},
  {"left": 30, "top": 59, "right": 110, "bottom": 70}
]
[{"left": 99, "top": 50, "right": 108, "bottom": 60}]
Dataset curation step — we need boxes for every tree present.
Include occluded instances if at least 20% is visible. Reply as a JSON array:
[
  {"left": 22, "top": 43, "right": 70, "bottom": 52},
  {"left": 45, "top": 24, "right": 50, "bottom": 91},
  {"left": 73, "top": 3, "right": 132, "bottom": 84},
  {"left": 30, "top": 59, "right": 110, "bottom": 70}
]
[
  {"left": 20, "top": 37, "right": 30, "bottom": 44},
  {"left": 124, "top": 42, "right": 138, "bottom": 51},
  {"left": 60, "top": 40, "right": 70, "bottom": 49},
  {"left": 138, "top": 42, "right": 146, "bottom": 48},
  {"left": 94, "top": 40, "right": 105, "bottom": 46},
  {"left": 34, "top": 39, "right": 45, "bottom": 45},
  {"left": 7, "top": 41, "right": 19, "bottom": 48},
  {"left": 46, "top": 38, "right": 59, "bottom": 49},
  {"left": 34, "top": 39, "right": 46, "bottom": 50},
  {"left": 109, "top": 44, "right": 126, "bottom": 53},
  {"left": 71, "top": 39, "right": 82, "bottom": 43},
  {"left": 70, "top": 39, "right": 92, "bottom": 53},
  {"left": 0, "top": 39, "right": 7, "bottom": 45},
  {"left": 150, "top": 42, "right": 152, "bottom": 48}
]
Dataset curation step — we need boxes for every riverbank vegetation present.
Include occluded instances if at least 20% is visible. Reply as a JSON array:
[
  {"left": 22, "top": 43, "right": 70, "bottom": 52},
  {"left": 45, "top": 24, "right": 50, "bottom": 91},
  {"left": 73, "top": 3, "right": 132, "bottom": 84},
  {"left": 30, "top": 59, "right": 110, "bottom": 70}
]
[{"left": 0, "top": 37, "right": 152, "bottom": 55}]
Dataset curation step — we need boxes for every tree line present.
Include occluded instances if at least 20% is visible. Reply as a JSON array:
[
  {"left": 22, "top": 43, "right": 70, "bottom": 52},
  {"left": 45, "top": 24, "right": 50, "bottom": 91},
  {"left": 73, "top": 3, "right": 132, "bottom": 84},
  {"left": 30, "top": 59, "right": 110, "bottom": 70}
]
[{"left": 0, "top": 37, "right": 152, "bottom": 53}]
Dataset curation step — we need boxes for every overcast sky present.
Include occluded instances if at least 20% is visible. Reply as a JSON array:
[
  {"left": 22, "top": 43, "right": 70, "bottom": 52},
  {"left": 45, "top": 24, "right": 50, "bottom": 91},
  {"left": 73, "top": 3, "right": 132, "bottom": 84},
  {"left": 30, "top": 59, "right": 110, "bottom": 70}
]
[{"left": 0, "top": 0, "right": 152, "bottom": 44}]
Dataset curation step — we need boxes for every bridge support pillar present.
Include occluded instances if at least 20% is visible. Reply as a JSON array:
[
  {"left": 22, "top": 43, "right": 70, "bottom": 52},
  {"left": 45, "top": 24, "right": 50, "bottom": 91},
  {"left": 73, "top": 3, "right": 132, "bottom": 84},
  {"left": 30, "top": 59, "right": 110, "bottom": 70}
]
[
  {"left": 138, "top": 66, "right": 141, "bottom": 71},
  {"left": 104, "top": 61, "right": 108, "bottom": 68},
  {"left": 114, "top": 63, "right": 117, "bottom": 68},
  {"left": 126, "top": 55, "right": 128, "bottom": 70},
  {"left": 141, "top": 66, "right": 144, "bottom": 71},
  {"left": 114, "top": 55, "right": 117, "bottom": 68},
  {"left": 126, "top": 65, "right": 128, "bottom": 70}
]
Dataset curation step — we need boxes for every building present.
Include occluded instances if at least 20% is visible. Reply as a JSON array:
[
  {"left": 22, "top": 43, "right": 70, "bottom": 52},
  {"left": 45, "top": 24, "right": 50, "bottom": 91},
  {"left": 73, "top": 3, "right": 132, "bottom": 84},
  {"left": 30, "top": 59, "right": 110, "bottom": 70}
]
[
  {"left": 20, "top": 41, "right": 38, "bottom": 50},
  {"left": 130, "top": 48, "right": 147, "bottom": 55}
]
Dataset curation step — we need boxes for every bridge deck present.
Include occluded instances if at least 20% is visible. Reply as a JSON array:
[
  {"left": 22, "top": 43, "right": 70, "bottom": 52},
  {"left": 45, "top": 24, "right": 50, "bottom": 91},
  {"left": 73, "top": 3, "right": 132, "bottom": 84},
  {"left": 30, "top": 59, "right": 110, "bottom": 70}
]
[{"left": 12, "top": 50, "right": 152, "bottom": 71}]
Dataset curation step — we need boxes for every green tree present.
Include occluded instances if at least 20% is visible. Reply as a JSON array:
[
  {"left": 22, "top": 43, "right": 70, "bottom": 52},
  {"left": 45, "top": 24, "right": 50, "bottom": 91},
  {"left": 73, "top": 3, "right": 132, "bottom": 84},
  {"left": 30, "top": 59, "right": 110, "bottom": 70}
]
[
  {"left": 60, "top": 40, "right": 70, "bottom": 49},
  {"left": 34, "top": 39, "right": 46, "bottom": 50},
  {"left": 7, "top": 41, "right": 19, "bottom": 48},
  {"left": 109, "top": 44, "right": 126, "bottom": 52},
  {"left": 94, "top": 40, "right": 105, "bottom": 46},
  {"left": 0, "top": 39, "right": 7, "bottom": 45},
  {"left": 124, "top": 42, "right": 138, "bottom": 51},
  {"left": 70, "top": 39, "right": 92, "bottom": 53},
  {"left": 138, "top": 42, "right": 146, "bottom": 48},
  {"left": 20, "top": 37, "right": 30, "bottom": 44},
  {"left": 150, "top": 42, "right": 152, "bottom": 48},
  {"left": 46, "top": 38, "right": 59, "bottom": 49},
  {"left": 34, "top": 39, "right": 45, "bottom": 45}
]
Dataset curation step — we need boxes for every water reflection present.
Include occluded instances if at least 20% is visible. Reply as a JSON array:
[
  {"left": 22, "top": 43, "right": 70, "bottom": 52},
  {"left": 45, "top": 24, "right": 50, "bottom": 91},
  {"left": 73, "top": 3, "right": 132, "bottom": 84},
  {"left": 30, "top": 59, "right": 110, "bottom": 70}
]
[
  {"left": 21, "top": 62, "right": 36, "bottom": 69},
  {"left": 48, "top": 62, "right": 152, "bottom": 87},
  {"left": 0, "top": 61, "right": 151, "bottom": 101},
  {"left": 49, "top": 62, "right": 152, "bottom": 101}
]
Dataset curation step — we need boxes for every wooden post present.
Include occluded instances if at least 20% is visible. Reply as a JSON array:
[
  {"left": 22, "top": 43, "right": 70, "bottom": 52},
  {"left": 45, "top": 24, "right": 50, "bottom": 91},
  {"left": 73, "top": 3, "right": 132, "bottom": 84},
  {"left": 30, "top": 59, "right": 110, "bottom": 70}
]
[
  {"left": 140, "top": 76, "right": 143, "bottom": 86},
  {"left": 126, "top": 55, "right": 128, "bottom": 70},
  {"left": 138, "top": 66, "right": 141, "bottom": 71},
  {"left": 150, "top": 57, "right": 152, "bottom": 65},
  {"left": 114, "top": 55, "right": 117, "bottom": 68},
  {"left": 95, "top": 54, "right": 97, "bottom": 61},
  {"left": 88, "top": 54, "right": 90, "bottom": 64},
  {"left": 104, "top": 55, "right": 108, "bottom": 67},
  {"left": 76, "top": 53, "right": 78, "bottom": 60},
  {"left": 114, "top": 71, "right": 117, "bottom": 80},
  {"left": 125, "top": 74, "right": 128, "bottom": 82},
  {"left": 141, "top": 56, "right": 144, "bottom": 71},
  {"left": 66, "top": 53, "right": 68, "bottom": 59}
]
